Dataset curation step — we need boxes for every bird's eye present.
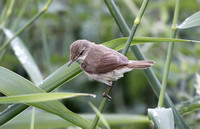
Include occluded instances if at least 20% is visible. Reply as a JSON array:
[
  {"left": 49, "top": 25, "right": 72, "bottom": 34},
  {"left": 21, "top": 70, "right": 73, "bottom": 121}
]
[{"left": 79, "top": 51, "right": 84, "bottom": 56}]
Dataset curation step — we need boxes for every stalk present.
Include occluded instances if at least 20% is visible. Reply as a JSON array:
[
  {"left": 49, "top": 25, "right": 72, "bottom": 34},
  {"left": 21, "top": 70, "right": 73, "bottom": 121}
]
[
  {"left": 90, "top": 0, "right": 149, "bottom": 128},
  {"left": 157, "top": 0, "right": 180, "bottom": 107},
  {"left": 30, "top": 107, "right": 35, "bottom": 129},
  {"left": 99, "top": 0, "right": 188, "bottom": 129}
]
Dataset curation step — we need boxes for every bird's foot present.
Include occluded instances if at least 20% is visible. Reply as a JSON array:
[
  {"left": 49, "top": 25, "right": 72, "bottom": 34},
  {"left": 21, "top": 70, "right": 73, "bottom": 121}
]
[{"left": 103, "top": 92, "right": 112, "bottom": 101}]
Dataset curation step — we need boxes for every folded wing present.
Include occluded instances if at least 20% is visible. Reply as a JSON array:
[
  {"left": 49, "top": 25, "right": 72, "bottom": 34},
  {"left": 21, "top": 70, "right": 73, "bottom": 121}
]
[{"left": 81, "top": 45, "right": 129, "bottom": 74}]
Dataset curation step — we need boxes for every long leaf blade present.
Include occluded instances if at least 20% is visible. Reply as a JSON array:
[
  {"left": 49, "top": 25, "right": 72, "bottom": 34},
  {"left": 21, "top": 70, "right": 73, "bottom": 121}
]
[
  {"left": 2, "top": 28, "right": 43, "bottom": 84},
  {"left": 104, "top": 1, "right": 188, "bottom": 128},
  {"left": 0, "top": 93, "right": 96, "bottom": 104},
  {"left": 1, "top": 111, "right": 150, "bottom": 129},
  {"left": 89, "top": 102, "right": 110, "bottom": 129},
  {"left": 103, "top": 37, "right": 199, "bottom": 51},
  {"left": 179, "top": 11, "right": 200, "bottom": 29},
  {"left": 148, "top": 108, "right": 174, "bottom": 129},
  {"left": 0, "top": 67, "right": 99, "bottom": 129}
]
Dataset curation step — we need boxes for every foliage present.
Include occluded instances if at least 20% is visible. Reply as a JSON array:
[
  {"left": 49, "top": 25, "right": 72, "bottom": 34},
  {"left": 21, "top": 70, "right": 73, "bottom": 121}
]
[{"left": 0, "top": 0, "right": 200, "bottom": 129}]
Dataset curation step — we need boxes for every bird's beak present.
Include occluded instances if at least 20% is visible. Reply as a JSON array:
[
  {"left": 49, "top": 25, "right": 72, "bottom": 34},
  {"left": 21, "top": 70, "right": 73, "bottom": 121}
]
[{"left": 68, "top": 59, "right": 73, "bottom": 67}]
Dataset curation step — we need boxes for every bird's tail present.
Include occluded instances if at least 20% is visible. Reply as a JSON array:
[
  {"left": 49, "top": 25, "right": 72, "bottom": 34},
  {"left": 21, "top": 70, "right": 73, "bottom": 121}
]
[{"left": 127, "top": 60, "right": 154, "bottom": 69}]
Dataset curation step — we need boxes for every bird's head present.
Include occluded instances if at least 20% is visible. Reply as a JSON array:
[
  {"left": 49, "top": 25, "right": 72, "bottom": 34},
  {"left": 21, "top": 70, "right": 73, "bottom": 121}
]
[{"left": 68, "top": 40, "right": 94, "bottom": 67}]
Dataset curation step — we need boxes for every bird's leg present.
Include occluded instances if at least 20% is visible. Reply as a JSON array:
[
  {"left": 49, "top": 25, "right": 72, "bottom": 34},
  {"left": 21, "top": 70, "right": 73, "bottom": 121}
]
[{"left": 103, "top": 85, "right": 112, "bottom": 100}]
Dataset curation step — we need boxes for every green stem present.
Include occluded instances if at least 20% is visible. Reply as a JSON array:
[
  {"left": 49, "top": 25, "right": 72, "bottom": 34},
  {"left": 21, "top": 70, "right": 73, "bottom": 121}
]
[
  {"left": 90, "top": 98, "right": 107, "bottom": 129},
  {"left": 122, "top": 25, "right": 137, "bottom": 55},
  {"left": 122, "top": 0, "right": 149, "bottom": 55},
  {"left": 91, "top": 0, "right": 149, "bottom": 128},
  {"left": 105, "top": 0, "right": 130, "bottom": 35},
  {"left": 157, "top": 0, "right": 179, "bottom": 108},
  {"left": 30, "top": 107, "right": 35, "bottom": 129},
  {"left": 0, "top": 0, "right": 53, "bottom": 52},
  {"left": 133, "top": 0, "right": 149, "bottom": 25},
  {"left": 103, "top": 0, "right": 188, "bottom": 129}
]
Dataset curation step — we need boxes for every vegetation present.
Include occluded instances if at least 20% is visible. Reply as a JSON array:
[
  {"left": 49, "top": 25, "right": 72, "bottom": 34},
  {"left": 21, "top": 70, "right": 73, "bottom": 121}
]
[{"left": 0, "top": 0, "right": 200, "bottom": 129}]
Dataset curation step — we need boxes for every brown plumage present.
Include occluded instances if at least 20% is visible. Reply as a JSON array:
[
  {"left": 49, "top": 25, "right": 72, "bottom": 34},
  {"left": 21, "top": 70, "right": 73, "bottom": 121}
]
[{"left": 68, "top": 40, "right": 154, "bottom": 99}]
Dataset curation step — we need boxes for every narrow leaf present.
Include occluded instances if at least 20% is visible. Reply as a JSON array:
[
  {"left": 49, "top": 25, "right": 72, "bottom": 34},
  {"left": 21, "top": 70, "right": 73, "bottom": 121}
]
[
  {"left": 179, "top": 11, "right": 200, "bottom": 29},
  {"left": 103, "top": 37, "right": 199, "bottom": 51},
  {"left": 0, "top": 93, "right": 96, "bottom": 104},
  {"left": 104, "top": 1, "right": 189, "bottom": 129},
  {"left": 148, "top": 108, "right": 174, "bottom": 129},
  {"left": 89, "top": 102, "right": 110, "bottom": 129},
  {"left": 2, "top": 28, "right": 43, "bottom": 84},
  {"left": 1, "top": 111, "right": 150, "bottom": 129},
  {"left": 178, "top": 96, "right": 200, "bottom": 115},
  {"left": 0, "top": 67, "right": 99, "bottom": 129}
]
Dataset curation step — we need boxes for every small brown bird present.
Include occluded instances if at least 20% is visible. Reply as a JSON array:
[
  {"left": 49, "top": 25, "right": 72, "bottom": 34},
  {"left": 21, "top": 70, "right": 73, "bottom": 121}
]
[{"left": 68, "top": 40, "right": 154, "bottom": 99}]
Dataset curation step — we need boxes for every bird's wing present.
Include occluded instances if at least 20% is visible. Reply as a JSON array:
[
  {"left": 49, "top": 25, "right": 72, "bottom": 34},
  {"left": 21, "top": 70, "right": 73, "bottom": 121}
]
[
  {"left": 82, "top": 46, "right": 129, "bottom": 74},
  {"left": 95, "top": 52, "right": 129, "bottom": 73}
]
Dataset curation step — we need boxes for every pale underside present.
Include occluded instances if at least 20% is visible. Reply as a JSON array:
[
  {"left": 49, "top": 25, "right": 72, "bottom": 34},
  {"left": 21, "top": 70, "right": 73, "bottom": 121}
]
[
  {"left": 73, "top": 43, "right": 153, "bottom": 86},
  {"left": 83, "top": 67, "right": 132, "bottom": 86}
]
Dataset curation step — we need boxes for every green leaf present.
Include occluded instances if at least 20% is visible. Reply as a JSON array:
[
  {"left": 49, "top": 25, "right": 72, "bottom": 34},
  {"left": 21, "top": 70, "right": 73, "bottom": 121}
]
[
  {"left": 0, "top": 93, "right": 96, "bottom": 104},
  {"left": 148, "top": 108, "right": 174, "bottom": 129},
  {"left": 178, "top": 96, "right": 200, "bottom": 115},
  {"left": 179, "top": 11, "right": 200, "bottom": 29},
  {"left": 1, "top": 111, "right": 150, "bottom": 129},
  {"left": 103, "top": 37, "right": 199, "bottom": 51},
  {"left": 104, "top": 1, "right": 189, "bottom": 129},
  {"left": 89, "top": 102, "right": 110, "bottom": 129},
  {"left": 2, "top": 28, "right": 43, "bottom": 84},
  {"left": 0, "top": 67, "right": 100, "bottom": 129}
]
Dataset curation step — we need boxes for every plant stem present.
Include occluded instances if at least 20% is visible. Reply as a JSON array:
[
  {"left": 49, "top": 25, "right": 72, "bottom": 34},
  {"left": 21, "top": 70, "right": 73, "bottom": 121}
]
[
  {"left": 90, "top": 98, "right": 108, "bottom": 129},
  {"left": 122, "top": 0, "right": 149, "bottom": 55},
  {"left": 90, "top": 0, "right": 149, "bottom": 128},
  {"left": 122, "top": 25, "right": 138, "bottom": 55},
  {"left": 104, "top": 0, "right": 188, "bottom": 129},
  {"left": 157, "top": 0, "right": 180, "bottom": 108},
  {"left": 30, "top": 107, "right": 35, "bottom": 129},
  {"left": 0, "top": 0, "right": 53, "bottom": 52}
]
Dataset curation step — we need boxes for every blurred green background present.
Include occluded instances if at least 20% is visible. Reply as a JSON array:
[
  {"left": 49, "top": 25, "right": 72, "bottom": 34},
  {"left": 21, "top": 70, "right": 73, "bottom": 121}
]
[{"left": 0, "top": 0, "right": 200, "bottom": 128}]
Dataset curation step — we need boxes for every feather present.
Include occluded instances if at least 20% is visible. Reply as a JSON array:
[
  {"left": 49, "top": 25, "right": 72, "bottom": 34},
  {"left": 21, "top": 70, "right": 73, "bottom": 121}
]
[
  {"left": 127, "top": 60, "right": 154, "bottom": 69},
  {"left": 81, "top": 44, "right": 128, "bottom": 74}
]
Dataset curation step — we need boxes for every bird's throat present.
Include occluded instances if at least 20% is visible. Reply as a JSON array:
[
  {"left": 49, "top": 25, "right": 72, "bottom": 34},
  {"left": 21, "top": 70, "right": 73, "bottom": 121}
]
[{"left": 76, "top": 55, "right": 87, "bottom": 64}]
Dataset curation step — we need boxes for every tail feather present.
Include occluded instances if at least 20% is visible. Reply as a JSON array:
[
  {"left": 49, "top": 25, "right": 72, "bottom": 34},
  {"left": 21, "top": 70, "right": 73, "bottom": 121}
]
[{"left": 127, "top": 60, "right": 154, "bottom": 69}]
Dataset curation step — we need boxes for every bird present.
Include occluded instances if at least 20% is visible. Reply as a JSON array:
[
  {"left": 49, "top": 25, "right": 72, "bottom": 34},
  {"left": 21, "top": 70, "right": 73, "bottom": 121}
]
[{"left": 68, "top": 40, "right": 154, "bottom": 100}]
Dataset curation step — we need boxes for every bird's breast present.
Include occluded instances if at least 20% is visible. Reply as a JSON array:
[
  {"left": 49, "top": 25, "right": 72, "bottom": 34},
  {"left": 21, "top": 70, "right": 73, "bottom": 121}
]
[{"left": 83, "top": 67, "right": 132, "bottom": 85}]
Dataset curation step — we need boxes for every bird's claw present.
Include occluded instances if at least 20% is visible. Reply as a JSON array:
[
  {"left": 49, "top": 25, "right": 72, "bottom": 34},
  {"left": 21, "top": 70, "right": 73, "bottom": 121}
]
[{"left": 103, "top": 92, "right": 112, "bottom": 101}]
